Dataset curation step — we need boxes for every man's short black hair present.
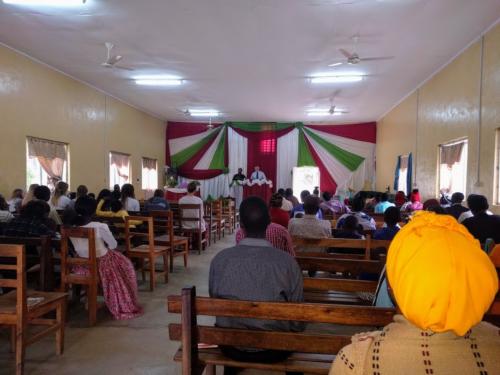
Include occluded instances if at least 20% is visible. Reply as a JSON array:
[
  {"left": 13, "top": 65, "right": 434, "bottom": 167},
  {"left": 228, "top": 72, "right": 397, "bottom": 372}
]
[
  {"left": 34, "top": 185, "right": 51, "bottom": 202},
  {"left": 384, "top": 206, "right": 401, "bottom": 226},
  {"left": 74, "top": 196, "right": 98, "bottom": 217},
  {"left": 451, "top": 192, "right": 465, "bottom": 204},
  {"left": 351, "top": 196, "right": 364, "bottom": 212},
  {"left": 343, "top": 215, "right": 359, "bottom": 231},
  {"left": 21, "top": 200, "right": 50, "bottom": 219},
  {"left": 270, "top": 194, "right": 283, "bottom": 208},
  {"left": 322, "top": 191, "right": 332, "bottom": 201},
  {"left": 277, "top": 188, "right": 286, "bottom": 197},
  {"left": 187, "top": 181, "right": 198, "bottom": 193},
  {"left": 154, "top": 189, "right": 164, "bottom": 198},
  {"left": 285, "top": 188, "right": 293, "bottom": 197},
  {"left": 467, "top": 194, "right": 489, "bottom": 214},
  {"left": 300, "top": 190, "right": 310, "bottom": 202},
  {"left": 239, "top": 197, "right": 270, "bottom": 237},
  {"left": 304, "top": 195, "right": 321, "bottom": 215},
  {"left": 380, "top": 193, "right": 389, "bottom": 202}
]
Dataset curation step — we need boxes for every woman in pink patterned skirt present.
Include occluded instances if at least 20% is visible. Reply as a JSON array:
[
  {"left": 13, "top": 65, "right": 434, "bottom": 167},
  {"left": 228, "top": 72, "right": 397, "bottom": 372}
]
[{"left": 68, "top": 196, "right": 142, "bottom": 320}]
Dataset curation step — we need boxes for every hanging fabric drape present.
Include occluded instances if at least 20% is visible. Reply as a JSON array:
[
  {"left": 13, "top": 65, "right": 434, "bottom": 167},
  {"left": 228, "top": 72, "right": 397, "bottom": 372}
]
[
  {"left": 166, "top": 121, "right": 376, "bottom": 195},
  {"left": 27, "top": 137, "right": 67, "bottom": 184},
  {"left": 406, "top": 153, "right": 413, "bottom": 195},
  {"left": 110, "top": 152, "right": 130, "bottom": 180},
  {"left": 142, "top": 157, "right": 156, "bottom": 170},
  {"left": 394, "top": 156, "right": 401, "bottom": 191},
  {"left": 440, "top": 142, "right": 464, "bottom": 167}
]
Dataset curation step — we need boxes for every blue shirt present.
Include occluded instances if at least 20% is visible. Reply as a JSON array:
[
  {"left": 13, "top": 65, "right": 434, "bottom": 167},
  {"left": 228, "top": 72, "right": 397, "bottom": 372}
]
[
  {"left": 374, "top": 201, "right": 395, "bottom": 214},
  {"left": 373, "top": 226, "right": 400, "bottom": 240}
]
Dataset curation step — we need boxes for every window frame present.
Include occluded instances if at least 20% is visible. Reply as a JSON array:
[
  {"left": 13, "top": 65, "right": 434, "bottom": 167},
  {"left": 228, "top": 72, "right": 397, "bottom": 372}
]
[{"left": 437, "top": 138, "right": 468, "bottom": 197}]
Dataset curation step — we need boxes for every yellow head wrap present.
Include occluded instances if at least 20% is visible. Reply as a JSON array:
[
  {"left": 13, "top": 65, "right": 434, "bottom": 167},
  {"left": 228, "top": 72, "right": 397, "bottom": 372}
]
[{"left": 387, "top": 211, "right": 498, "bottom": 336}]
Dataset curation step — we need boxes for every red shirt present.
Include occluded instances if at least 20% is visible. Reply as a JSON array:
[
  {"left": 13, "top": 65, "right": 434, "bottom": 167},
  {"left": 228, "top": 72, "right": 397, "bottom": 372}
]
[
  {"left": 235, "top": 223, "right": 295, "bottom": 256},
  {"left": 269, "top": 207, "right": 290, "bottom": 228}
]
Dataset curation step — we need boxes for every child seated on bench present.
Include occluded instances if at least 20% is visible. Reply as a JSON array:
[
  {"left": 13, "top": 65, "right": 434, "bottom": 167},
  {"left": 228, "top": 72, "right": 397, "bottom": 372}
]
[{"left": 69, "top": 196, "right": 143, "bottom": 320}]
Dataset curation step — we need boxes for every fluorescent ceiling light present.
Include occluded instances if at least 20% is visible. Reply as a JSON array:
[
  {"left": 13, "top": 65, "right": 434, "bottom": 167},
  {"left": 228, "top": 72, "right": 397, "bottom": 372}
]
[
  {"left": 310, "top": 75, "right": 363, "bottom": 84},
  {"left": 134, "top": 78, "right": 182, "bottom": 86},
  {"left": 2, "top": 0, "right": 86, "bottom": 6},
  {"left": 189, "top": 109, "right": 219, "bottom": 117}
]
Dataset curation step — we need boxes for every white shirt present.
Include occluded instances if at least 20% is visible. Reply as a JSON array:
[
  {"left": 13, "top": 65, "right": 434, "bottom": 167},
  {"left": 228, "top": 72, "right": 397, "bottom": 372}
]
[
  {"left": 250, "top": 170, "right": 267, "bottom": 181},
  {"left": 281, "top": 197, "right": 294, "bottom": 212},
  {"left": 70, "top": 222, "right": 117, "bottom": 258},
  {"left": 52, "top": 195, "right": 72, "bottom": 210},
  {"left": 0, "top": 210, "right": 14, "bottom": 223},
  {"left": 7, "top": 198, "right": 22, "bottom": 213},
  {"left": 124, "top": 197, "right": 140, "bottom": 212},
  {"left": 178, "top": 195, "right": 206, "bottom": 232}
]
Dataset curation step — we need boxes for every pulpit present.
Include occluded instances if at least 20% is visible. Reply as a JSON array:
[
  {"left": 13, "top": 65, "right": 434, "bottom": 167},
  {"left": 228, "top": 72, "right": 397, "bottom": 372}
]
[{"left": 241, "top": 180, "right": 273, "bottom": 203}]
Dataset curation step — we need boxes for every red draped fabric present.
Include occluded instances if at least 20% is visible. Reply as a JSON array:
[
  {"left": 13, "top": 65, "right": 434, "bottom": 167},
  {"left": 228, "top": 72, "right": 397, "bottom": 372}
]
[{"left": 305, "top": 122, "right": 376, "bottom": 143}]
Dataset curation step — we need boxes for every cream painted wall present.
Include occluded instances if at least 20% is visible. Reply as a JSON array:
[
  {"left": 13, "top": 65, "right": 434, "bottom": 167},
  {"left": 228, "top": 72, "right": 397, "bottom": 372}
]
[
  {"left": 377, "top": 22, "right": 500, "bottom": 213},
  {"left": 0, "top": 44, "right": 165, "bottom": 199}
]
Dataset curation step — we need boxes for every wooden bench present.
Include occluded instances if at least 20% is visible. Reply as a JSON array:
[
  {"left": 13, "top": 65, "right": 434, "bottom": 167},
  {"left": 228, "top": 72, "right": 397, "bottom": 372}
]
[
  {"left": 303, "top": 277, "right": 378, "bottom": 305},
  {"left": 167, "top": 286, "right": 396, "bottom": 375},
  {"left": 296, "top": 255, "right": 385, "bottom": 278},
  {"left": 293, "top": 237, "right": 391, "bottom": 260}
]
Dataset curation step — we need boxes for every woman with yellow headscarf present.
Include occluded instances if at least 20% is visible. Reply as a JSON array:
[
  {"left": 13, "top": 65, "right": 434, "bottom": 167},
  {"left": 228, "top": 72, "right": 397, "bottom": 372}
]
[{"left": 330, "top": 211, "right": 499, "bottom": 375}]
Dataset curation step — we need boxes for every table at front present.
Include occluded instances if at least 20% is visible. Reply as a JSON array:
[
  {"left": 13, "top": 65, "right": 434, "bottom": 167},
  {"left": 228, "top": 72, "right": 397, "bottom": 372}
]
[{"left": 242, "top": 184, "right": 273, "bottom": 203}]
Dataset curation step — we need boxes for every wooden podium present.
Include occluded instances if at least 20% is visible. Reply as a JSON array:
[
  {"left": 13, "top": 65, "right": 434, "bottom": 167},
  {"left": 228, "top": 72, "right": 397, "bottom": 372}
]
[{"left": 243, "top": 183, "right": 273, "bottom": 203}]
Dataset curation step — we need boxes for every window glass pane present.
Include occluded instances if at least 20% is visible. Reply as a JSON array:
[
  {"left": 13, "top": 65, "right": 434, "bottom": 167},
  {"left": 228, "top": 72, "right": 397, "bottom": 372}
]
[
  {"left": 26, "top": 137, "right": 68, "bottom": 190},
  {"left": 438, "top": 140, "right": 468, "bottom": 196},
  {"left": 142, "top": 158, "right": 158, "bottom": 190},
  {"left": 109, "top": 152, "right": 130, "bottom": 189}
]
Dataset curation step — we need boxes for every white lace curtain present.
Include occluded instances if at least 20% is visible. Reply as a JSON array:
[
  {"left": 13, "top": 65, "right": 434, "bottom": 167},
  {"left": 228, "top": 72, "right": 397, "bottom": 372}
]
[{"left": 27, "top": 137, "right": 67, "bottom": 185}]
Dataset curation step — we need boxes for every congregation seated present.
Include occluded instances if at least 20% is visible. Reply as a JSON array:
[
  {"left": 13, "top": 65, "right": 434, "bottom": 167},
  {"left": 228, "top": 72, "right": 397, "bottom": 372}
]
[
  {"left": 34, "top": 185, "right": 62, "bottom": 225},
  {"left": 69, "top": 184, "right": 88, "bottom": 209},
  {"left": 0, "top": 194, "right": 14, "bottom": 224},
  {"left": 269, "top": 193, "right": 290, "bottom": 228},
  {"left": 178, "top": 181, "right": 206, "bottom": 232},
  {"left": 288, "top": 195, "right": 331, "bottom": 239},
  {"left": 96, "top": 199, "right": 141, "bottom": 227},
  {"left": 290, "top": 190, "right": 323, "bottom": 219},
  {"left": 373, "top": 206, "right": 401, "bottom": 240},
  {"left": 462, "top": 194, "right": 500, "bottom": 244},
  {"left": 51, "top": 181, "right": 72, "bottom": 210},
  {"left": 235, "top": 222, "right": 295, "bottom": 256},
  {"left": 209, "top": 196, "right": 304, "bottom": 374},
  {"left": 22, "top": 183, "right": 38, "bottom": 207},
  {"left": 7, "top": 188, "right": 23, "bottom": 213},
  {"left": 330, "top": 212, "right": 500, "bottom": 374},
  {"left": 276, "top": 188, "right": 294, "bottom": 212},
  {"left": 320, "top": 191, "right": 350, "bottom": 215},
  {"left": 285, "top": 187, "right": 300, "bottom": 207},
  {"left": 333, "top": 215, "right": 364, "bottom": 240},
  {"left": 445, "top": 192, "right": 469, "bottom": 219},
  {"left": 422, "top": 198, "right": 440, "bottom": 211},
  {"left": 143, "top": 188, "right": 170, "bottom": 212},
  {"left": 4, "top": 200, "right": 56, "bottom": 237},
  {"left": 68, "top": 196, "right": 143, "bottom": 320},
  {"left": 409, "top": 188, "right": 423, "bottom": 210},
  {"left": 337, "top": 196, "right": 376, "bottom": 231},
  {"left": 374, "top": 192, "right": 395, "bottom": 213},
  {"left": 120, "top": 183, "right": 140, "bottom": 212}
]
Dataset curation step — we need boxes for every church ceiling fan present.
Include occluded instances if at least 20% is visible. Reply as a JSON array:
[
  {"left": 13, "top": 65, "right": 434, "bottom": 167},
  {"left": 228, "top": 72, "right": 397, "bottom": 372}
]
[
  {"left": 328, "top": 35, "right": 394, "bottom": 67},
  {"left": 101, "top": 42, "right": 134, "bottom": 71}
]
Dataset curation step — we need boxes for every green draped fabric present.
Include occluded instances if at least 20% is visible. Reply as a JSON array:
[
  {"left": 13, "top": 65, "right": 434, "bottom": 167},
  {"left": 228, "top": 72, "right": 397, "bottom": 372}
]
[
  {"left": 227, "top": 122, "right": 299, "bottom": 132},
  {"left": 209, "top": 126, "right": 227, "bottom": 169},
  {"left": 303, "top": 127, "right": 364, "bottom": 171},
  {"left": 170, "top": 128, "right": 220, "bottom": 167},
  {"left": 297, "top": 128, "right": 316, "bottom": 167}
]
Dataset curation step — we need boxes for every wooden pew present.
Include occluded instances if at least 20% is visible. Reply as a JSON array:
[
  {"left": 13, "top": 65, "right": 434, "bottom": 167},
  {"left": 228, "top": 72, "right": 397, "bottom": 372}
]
[
  {"left": 296, "top": 255, "right": 385, "bottom": 277},
  {"left": 303, "top": 277, "right": 378, "bottom": 305},
  {"left": 167, "top": 286, "right": 396, "bottom": 375},
  {"left": 292, "top": 236, "right": 391, "bottom": 260},
  {"left": 0, "top": 236, "right": 58, "bottom": 291}
]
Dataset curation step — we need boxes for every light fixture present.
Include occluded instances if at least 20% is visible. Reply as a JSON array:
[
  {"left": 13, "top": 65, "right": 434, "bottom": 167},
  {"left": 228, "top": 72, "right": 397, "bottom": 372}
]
[
  {"left": 134, "top": 76, "right": 183, "bottom": 86},
  {"left": 310, "top": 75, "right": 363, "bottom": 84},
  {"left": 189, "top": 109, "right": 220, "bottom": 117},
  {"left": 2, "top": 0, "right": 86, "bottom": 6}
]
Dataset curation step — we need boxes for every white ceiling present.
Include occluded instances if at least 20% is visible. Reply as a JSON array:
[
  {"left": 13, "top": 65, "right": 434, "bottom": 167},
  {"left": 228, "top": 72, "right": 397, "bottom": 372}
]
[{"left": 0, "top": 0, "right": 499, "bottom": 123}]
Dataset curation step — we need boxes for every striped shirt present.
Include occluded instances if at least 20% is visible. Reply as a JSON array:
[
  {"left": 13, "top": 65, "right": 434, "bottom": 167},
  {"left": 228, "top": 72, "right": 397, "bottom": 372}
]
[{"left": 235, "top": 223, "right": 295, "bottom": 256}]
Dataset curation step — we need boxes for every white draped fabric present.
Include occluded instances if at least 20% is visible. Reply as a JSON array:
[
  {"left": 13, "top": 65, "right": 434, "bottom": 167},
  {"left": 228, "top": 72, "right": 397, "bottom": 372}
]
[
  {"left": 179, "top": 174, "right": 230, "bottom": 200},
  {"left": 194, "top": 128, "right": 225, "bottom": 170},
  {"left": 168, "top": 127, "right": 219, "bottom": 156},
  {"left": 276, "top": 128, "right": 298, "bottom": 190},
  {"left": 228, "top": 127, "right": 248, "bottom": 177}
]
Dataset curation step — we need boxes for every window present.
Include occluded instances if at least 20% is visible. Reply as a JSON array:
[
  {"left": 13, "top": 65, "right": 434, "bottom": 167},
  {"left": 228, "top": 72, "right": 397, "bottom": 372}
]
[
  {"left": 260, "top": 139, "right": 276, "bottom": 153},
  {"left": 109, "top": 152, "right": 130, "bottom": 189},
  {"left": 26, "top": 137, "right": 69, "bottom": 190},
  {"left": 142, "top": 157, "right": 158, "bottom": 191},
  {"left": 397, "top": 155, "right": 409, "bottom": 194},
  {"left": 438, "top": 139, "right": 468, "bottom": 196}
]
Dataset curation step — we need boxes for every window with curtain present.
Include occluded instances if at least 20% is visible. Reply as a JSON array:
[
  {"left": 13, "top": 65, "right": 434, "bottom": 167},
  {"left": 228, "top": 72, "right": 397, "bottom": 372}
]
[
  {"left": 438, "top": 139, "right": 468, "bottom": 196},
  {"left": 141, "top": 157, "right": 158, "bottom": 191},
  {"left": 109, "top": 151, "right": 130, "bottom": 189},
  {"left": 26, "top": 137, "right": 69, "bottom": 190},
  {"left": 260, "top": 139, "right": 276, "bottom": 153},
  {"left": 397, "top": 155, "right": 409, "bottom": 194}
]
